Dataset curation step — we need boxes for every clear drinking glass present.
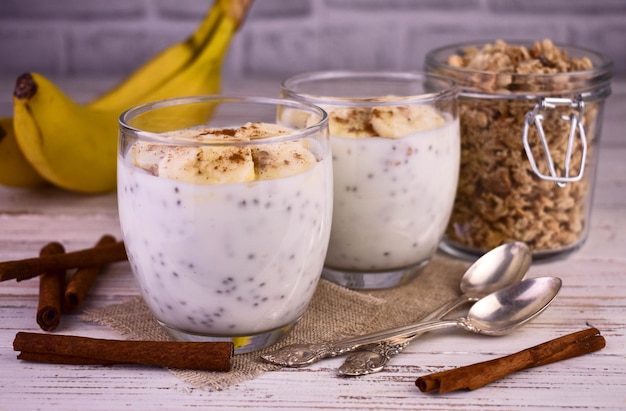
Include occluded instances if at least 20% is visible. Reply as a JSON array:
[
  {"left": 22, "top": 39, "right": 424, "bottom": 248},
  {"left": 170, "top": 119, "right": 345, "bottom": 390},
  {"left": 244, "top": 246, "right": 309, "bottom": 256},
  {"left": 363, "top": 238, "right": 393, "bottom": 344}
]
[
  {"left": 117, "top": 96, "right": 333, "bottom": 353},
  {"left": 282, "top": 71, "right": 459, "bottom": 289}
]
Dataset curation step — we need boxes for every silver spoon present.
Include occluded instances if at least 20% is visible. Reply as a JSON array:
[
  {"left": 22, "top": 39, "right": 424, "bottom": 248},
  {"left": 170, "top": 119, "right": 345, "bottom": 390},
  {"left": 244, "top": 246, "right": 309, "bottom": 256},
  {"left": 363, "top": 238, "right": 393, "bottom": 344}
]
[
  {"left": 339, "top": 241, "right": 532, "bottom": 376},
  {"left": 261, "top": 276, "right": 561, "bottom": 368}
]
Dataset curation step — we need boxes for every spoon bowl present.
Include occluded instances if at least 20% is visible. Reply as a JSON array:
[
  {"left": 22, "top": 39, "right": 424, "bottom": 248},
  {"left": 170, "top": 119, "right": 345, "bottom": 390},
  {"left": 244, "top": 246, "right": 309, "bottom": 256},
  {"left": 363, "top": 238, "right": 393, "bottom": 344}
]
[
  {"left": 463, "top": 276, "right": 562, "bottom": 335},
  {"left": 460, "top": 241, "right": 532, "bottom": 298}
]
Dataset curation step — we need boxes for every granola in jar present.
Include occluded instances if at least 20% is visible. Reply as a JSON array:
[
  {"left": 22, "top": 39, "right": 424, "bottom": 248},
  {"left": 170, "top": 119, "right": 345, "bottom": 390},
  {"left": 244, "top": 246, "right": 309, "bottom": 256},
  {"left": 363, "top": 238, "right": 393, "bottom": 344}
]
[{"left": 425, "top": 39, "right": 612, "bottom": 258}]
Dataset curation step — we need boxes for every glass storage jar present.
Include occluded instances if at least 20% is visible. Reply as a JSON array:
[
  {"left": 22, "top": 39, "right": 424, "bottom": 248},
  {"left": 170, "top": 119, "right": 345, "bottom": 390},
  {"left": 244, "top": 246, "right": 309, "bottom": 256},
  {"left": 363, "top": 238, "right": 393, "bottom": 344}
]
[{"left": 424, "top": 39, "right": 612, "bottom": 259}]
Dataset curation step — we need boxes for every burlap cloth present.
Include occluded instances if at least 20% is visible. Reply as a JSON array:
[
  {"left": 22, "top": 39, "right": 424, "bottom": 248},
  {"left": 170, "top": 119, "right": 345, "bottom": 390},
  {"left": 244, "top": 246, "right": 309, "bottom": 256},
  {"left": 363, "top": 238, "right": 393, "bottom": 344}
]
[{"left": 82, "top": 254, "right": 469, "bottom": 391}]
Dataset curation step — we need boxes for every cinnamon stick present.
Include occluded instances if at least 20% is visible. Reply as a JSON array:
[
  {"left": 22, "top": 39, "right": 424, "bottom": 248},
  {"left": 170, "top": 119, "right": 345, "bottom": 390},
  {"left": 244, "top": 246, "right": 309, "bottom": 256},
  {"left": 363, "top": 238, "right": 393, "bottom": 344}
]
[
  {"left": 64, "top": 235, "right": 116, "bottom": 312},
  {"left": 416, "top": 327, "right": 606, "bottom": 393},
  {"left": 13, "top": 332, "right": 233, "bottom": 371},
  {"left": 0, "top": 240, "right": 127, "bottom": 282},
  {"left": 36, "top": 242, "right": 66, "bottom": 331}
]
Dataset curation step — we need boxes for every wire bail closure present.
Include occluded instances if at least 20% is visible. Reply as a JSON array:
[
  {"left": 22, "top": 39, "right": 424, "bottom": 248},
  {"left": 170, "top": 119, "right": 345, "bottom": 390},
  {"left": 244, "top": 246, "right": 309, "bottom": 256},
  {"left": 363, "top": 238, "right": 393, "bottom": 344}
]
[{"left": 522, "top": 96, "right": 587, "bottom": 188}]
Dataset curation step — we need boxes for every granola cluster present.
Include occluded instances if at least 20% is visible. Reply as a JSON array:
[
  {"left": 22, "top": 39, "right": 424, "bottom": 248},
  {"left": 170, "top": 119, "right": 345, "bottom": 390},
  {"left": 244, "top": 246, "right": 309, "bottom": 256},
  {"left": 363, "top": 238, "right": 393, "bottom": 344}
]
[
  {"left": 436, "top": 39, "right": 600, "bottom": 255},
  {"left": 446, "top": 39, "right": 594, "bottom": 93}
]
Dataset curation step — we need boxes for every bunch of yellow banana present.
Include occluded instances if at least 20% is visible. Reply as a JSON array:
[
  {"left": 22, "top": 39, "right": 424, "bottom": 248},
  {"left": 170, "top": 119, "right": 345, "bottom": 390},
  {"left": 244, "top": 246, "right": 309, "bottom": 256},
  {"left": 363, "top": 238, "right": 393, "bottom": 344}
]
[{"left": 2, "top": 0, "right": 252, "bottom": 193}]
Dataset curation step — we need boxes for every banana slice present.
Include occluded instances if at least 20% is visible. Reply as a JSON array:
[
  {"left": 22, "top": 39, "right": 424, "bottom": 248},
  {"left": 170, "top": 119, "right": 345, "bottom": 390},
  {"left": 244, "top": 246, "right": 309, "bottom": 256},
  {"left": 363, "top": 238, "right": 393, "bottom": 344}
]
[
  {"left": 370, "top": 105, "right": 445, "bottom": 138},
  {"left": 325, "top": 104, "right": 445, "bottom": 139},
  {"left": 158, "top": 145, "right": 255, "bottom": 184},
  {"left": 235, "top": 121, "right": 293, "bottom": 139},
  {"left": 130, "top": 123, "right": 315, "bottom": 183},
  {"left": 325, "top": 107, "right": 377, "bottom": 138},
  {"left": 252, "top": 140, "right": 317, "bottom": 180},
  {"left": 241, "top": 123, "right": 317, "bottom": 180},
  {"left": 129, "top": 141, "right": 172, "bottom": 175},
  {"left": 279, "top": 107, "right": 318, "bottom": 129},
  {"left": 130, "top": 129, "right": 255, "bottom": 184}
]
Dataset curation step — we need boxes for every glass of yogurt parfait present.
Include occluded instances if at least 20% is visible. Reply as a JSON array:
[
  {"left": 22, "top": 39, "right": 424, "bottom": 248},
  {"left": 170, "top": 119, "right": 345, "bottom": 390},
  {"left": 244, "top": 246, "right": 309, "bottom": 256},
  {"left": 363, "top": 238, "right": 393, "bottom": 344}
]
[
  {"left": 282, "top": 71, "right": 459, "bottom": 289},
  {"left": 117, "top": 96, "right": 333, "bottom": 353}
]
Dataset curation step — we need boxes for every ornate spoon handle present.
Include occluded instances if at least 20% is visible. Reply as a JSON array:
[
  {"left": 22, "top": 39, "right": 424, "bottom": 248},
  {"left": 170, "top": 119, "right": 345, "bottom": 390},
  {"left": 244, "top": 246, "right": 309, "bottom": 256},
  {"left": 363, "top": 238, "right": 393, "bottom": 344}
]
[
  {"left": 260, "top": 318, "right": 462, "bottom": 367},
  {"left": 338, "top": 295, "right": 477, "bottom": 376},
  {"left": 337, "top": 340, "right": 411, "bottom": 375}
]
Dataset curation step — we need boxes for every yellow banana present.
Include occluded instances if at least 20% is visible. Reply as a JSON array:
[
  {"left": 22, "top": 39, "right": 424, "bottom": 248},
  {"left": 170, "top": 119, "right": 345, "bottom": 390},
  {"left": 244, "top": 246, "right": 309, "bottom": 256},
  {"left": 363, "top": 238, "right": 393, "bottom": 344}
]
[
  {"left": 12, "top": 1, "right": 250, "bottom": 193},
  {"left": 88, "top": 0, "right": 224, "bottom": 111},
  {"left": 134, "top": 14, "right": 235, "bottom": 105},
  {"left": 13, "top": 74, "right": 119, "bottom": 193},
  {"left": 0, "top": 117, "right": 48, "bottom": 188}
]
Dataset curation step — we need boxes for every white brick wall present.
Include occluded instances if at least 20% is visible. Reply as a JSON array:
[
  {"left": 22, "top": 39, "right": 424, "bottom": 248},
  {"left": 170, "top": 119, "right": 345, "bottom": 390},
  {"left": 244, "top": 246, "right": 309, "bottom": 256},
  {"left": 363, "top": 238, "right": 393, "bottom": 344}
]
[{"left": 0, "top": 0, "right": 625, "bottom": 81}]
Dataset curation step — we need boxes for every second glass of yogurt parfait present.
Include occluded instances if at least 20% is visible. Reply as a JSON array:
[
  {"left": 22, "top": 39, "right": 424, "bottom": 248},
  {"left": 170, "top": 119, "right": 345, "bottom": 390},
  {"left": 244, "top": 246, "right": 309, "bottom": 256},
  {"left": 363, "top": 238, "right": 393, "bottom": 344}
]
[
  {"left": 117, "top": 96, "right": 333, "bottom": 353},
  {"left": 282, "top": 71, "right": 460, "bottom": 289}
]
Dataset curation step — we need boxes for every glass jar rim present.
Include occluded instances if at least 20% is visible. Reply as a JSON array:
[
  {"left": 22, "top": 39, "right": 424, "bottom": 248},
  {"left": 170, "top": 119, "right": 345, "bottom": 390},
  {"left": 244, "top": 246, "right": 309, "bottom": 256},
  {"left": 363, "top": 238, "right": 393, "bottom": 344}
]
[
  {"left": 424, "top": 40, "right": 613, "bottom": 80},
  {"left": 118, "top": 95, "right": 329, "bottom": 146},
  {"left": 281, "top": 70, "right": 457, "bottom": 106}
]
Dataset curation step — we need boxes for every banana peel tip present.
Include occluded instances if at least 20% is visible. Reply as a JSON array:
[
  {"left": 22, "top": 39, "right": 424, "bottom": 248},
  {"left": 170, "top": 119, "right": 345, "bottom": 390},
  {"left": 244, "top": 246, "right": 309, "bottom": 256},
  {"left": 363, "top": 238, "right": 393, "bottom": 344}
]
[{"left": 14, "top": 73, "right": 37, "bottom": 100}]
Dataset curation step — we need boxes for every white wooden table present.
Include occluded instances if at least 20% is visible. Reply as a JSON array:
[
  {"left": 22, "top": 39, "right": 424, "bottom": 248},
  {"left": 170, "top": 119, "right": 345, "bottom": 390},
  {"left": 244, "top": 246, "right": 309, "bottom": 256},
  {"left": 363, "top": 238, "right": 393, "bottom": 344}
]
[{"left": 0, "top": 77, "right": 625, "bottom": 410}]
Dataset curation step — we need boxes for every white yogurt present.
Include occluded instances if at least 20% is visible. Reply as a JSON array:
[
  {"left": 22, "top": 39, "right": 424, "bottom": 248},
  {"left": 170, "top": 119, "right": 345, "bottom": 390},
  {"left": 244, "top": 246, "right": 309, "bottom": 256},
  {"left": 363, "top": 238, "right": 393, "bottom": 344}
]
[
  {"left": 324, "top": 119, "right": 460, "bottom": 271},
  {"left": 117, "top": 153, "right": 332, "bottom": 336}
]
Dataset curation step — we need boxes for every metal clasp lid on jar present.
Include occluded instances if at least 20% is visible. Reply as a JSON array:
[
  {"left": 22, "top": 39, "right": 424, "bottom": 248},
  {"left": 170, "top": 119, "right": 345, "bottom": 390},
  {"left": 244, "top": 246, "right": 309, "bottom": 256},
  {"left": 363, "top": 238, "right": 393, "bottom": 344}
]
[{"left": 522, "top": 96, "right": 587, "bottom": 188}]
